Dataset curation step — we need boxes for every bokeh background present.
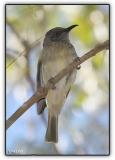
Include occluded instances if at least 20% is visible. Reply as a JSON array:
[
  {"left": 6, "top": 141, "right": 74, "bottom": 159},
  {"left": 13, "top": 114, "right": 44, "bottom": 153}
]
[{"left": 6, "top": 4, "right": 109, "bottom": 155}]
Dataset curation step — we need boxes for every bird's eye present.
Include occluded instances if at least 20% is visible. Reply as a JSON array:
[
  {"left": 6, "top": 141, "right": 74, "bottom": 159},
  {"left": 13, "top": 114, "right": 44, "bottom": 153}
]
[
  {"left": 55, "top": 31, "right": 62, "bottom": 37},
  {"left": 50, "top": 30, "right": 62, "bottom": 41},
  {"left": 55, "top": 32, "right": 59, "bottom": 37}
]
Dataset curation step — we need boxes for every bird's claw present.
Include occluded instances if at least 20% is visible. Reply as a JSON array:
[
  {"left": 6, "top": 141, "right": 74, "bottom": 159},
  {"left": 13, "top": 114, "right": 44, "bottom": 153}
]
[
  {"left": 49, "top": 78, "right": 56, "bottom": 89},
  {"left": 76, "top": 57, "right": 81, "bottom": 70}
]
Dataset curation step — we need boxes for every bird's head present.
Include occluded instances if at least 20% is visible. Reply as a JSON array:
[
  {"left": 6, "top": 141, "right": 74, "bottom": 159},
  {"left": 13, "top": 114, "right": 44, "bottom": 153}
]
[{"left": 43, "top": 25, "right": 78, "bottom": 45}]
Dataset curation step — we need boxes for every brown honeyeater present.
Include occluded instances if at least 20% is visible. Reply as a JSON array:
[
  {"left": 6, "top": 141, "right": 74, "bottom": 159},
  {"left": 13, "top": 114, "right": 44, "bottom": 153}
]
[{"left": 36, "top": 25, "right": 80, "bottom": 143}]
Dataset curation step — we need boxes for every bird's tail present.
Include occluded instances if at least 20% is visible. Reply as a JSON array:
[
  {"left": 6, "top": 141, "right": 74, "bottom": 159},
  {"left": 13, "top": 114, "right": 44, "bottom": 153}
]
[{"left": 45, "top": 111, "right": 58, "bottom": 143}]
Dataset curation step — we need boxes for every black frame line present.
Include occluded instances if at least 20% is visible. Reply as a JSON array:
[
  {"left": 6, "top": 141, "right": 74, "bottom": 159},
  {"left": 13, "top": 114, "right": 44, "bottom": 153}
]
[{"left": 5, "top": 3, "right": 110, "bottom": 156}]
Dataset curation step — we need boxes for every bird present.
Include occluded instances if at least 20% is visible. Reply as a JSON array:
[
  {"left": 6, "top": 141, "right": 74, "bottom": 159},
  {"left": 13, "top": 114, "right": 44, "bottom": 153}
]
[{"left": 36, "top": 25, "right": 80, "bottom": 143}]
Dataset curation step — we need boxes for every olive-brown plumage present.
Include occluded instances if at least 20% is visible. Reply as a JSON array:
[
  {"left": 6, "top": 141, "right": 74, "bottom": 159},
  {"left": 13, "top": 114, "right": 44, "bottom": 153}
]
[{"left": 37, "top": 25, "right": 78, "bottom": 142}]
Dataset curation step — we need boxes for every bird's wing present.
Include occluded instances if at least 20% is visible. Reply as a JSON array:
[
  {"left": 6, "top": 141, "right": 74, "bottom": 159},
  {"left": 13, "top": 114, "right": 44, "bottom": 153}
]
[
  {"left": 65, "top": 70, "right": 76, "bottom": 98},
  {"left": 36, "top": 57, "right": 46, "bottom": 114},
  {"left": 37, "top": 59, "right": 43, "bottom": 88}
]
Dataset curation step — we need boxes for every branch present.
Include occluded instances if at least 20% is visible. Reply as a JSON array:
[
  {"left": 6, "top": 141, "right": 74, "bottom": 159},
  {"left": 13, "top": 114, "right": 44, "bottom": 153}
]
[
  {"left": 6, "top": 21, "right": 43, "bottom": 69},
  {"left": 6, "top": 40, "right": 109, "bottom": 130}
]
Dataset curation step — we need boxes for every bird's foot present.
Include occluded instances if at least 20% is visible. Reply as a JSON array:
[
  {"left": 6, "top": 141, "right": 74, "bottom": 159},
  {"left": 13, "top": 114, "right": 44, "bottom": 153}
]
[
  {"left": 48, "top": 78, "right": 56, "bottom": 89},
  {"left": 37, "top": 86, "right": 46, "bottom": 96},
  {"left": 75, "top": 57, "right": 81, "bottom": 70}
]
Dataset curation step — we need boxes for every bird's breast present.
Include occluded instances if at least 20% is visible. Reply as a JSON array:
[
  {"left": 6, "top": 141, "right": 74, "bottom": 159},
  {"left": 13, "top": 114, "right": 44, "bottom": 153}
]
[{"left": 42, "top": 42, "right": 76, "bottom": 84}]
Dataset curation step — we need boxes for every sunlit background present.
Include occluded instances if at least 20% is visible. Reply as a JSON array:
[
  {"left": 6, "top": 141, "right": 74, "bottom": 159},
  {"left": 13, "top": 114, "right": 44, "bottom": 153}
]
[{"left": 6, "top": 4, "right": 109, "bottom": 155}]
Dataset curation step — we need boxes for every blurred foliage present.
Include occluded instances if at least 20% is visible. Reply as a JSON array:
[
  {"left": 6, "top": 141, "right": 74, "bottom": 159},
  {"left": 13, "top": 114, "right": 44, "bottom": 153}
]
[
  {"left": 92, "top": 51, "right": 105, "bottom": 69},
  {"left": 74, "top": 89, "right": 88, "bottom": 107},
  {"left": 6, "top": 4, "right": 109, "bottom": 155}
]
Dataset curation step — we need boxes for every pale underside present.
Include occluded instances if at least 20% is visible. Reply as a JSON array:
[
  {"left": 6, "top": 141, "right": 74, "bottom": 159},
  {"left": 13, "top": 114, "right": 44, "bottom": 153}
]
[{"left": 41, "top": 42, "right": 77, "bottom": 115}]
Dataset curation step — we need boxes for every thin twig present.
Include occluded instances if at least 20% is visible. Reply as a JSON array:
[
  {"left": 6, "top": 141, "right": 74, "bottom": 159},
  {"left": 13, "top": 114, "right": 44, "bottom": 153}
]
[
  {"left": 6, "top": 40, "right": 109, "bottom": 130},
  {"left": 6, "top": 21, "right": 43, "bottom": 69}
]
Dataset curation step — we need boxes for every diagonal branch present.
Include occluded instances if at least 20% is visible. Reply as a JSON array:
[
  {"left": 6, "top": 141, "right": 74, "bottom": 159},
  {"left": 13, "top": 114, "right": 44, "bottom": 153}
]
[{"left": 6, "top": 40, "right": 109, "bottom": 130}]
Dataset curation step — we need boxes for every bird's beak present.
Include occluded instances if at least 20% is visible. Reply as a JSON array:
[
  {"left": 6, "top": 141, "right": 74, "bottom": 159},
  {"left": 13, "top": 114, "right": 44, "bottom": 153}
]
[{"left": 65, "top": 24, "right": 79, "bottom": 32}]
